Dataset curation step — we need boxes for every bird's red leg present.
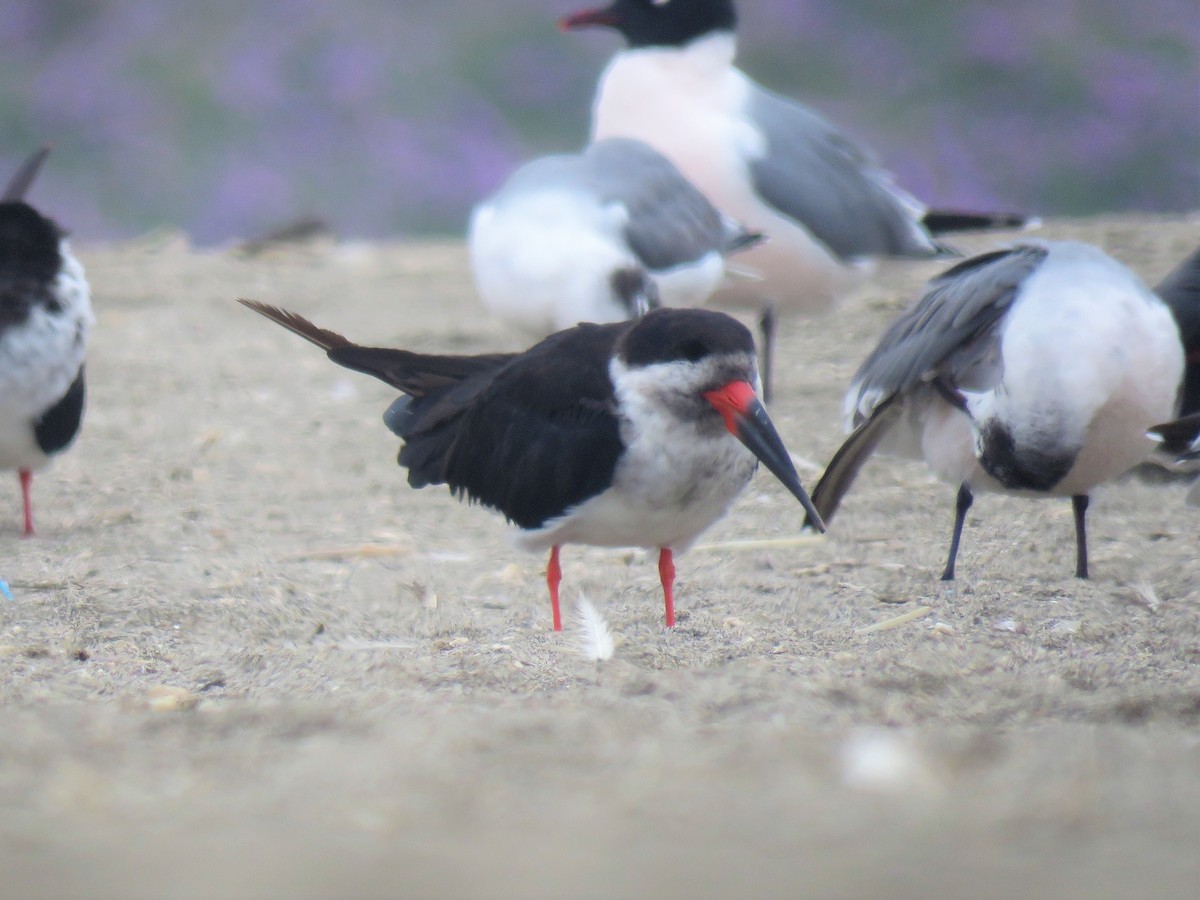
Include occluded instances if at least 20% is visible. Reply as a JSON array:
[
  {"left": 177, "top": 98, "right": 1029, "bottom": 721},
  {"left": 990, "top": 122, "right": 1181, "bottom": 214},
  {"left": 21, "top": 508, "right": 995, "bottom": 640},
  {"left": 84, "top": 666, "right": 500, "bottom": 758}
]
[
  {"left": 19, "top": 469, "right": 33, "bottom": 537},
  {"left": 658, "top": 547, "right": 676, "bottom": 628},
  {"left": 546, "top": 545, "right": 563, "bottom": 631}
]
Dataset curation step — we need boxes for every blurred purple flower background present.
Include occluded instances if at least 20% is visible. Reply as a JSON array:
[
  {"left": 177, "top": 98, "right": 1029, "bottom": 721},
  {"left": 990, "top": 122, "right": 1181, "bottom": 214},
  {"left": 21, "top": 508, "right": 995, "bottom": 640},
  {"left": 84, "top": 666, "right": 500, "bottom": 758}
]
[{"left": 1, "top": 0, "right": 1196, "bottom": 243}]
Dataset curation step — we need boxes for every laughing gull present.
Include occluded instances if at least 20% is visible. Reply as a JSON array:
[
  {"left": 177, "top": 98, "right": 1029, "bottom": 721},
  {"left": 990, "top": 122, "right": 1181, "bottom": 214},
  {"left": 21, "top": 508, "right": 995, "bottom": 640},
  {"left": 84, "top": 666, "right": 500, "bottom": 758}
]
[
  {"left": 805, "top": 240, "right": 1185, "bottom": 580},
  {"left": 239, "top": 300, "right": 824, "bottom": 631},
  {"left": 0, "top": 146, "right": 92, "bottom": 536},
  {"left": 562, "top": 0, "right": 1031, "bottom": 389},
  {"left": 469, "top": 137, "right": 762, "bottom": 334}
]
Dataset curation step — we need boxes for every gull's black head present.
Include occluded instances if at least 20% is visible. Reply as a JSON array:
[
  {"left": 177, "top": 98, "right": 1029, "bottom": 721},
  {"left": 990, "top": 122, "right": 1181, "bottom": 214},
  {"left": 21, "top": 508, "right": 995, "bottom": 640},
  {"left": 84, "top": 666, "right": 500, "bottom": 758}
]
[
  {"left": 610, "top": 267, "right": 661, "bottom": 319},
  {"left": 0, "top": 202, "right": 63, "bottom": 284},
  {"left": 561, "top": 0, "right": 736, "bottom": 49},
  {"left": 977, "top": 420, "right": 1076, "bottom": 492}
]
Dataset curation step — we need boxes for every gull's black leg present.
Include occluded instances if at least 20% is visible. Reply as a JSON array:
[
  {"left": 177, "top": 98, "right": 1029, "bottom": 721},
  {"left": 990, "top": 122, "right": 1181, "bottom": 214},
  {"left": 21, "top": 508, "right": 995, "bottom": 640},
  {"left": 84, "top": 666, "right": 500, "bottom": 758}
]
[
  {"left": 1072, "top": 494, "right": 1089, "bottom": 579},
  {"left": 758, "top": 302, "right": 777, "bottom": 403},
  {"left": 941, "top": 484, "right": 974, "bottom": 581}
]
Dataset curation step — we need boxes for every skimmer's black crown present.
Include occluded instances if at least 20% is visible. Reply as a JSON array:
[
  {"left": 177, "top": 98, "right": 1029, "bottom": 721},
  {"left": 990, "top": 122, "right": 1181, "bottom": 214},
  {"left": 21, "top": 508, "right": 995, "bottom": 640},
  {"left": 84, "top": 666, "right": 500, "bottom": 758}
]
[
  {"left": 617, "top": 307, "right": 753, "bottom": 368},
  {"left": 563, "top": 0, "right": 736, "bottom": 49},
  {"left": 0, "top": 202, "right": 62, "bottom": 284}
]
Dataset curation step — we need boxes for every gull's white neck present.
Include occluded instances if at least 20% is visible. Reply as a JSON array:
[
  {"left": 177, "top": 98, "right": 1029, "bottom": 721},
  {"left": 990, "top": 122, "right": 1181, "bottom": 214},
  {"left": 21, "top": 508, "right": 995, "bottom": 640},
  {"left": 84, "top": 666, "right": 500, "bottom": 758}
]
[
  {"left": 592, "top": 32, "right": 743, "bottom": 147},
  {"left": 603, "top": 31, "right": 737, "bottom": 90}
]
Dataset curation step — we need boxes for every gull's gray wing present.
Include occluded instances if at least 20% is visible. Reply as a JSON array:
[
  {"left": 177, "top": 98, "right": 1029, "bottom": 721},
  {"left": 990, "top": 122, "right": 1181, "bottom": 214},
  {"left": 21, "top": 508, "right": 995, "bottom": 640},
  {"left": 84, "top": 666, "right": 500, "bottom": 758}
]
[
  {"left": 584, "top": 138, "right": 761, "bottom": 271},
  {"left": 813, "top": 245, "right": 1048, "bottom": 524},
  {"left": 745, "top": 84, "right": 945, "bottom": 261},
  {"left": 806, "top": 392, "right": 903, "bottom": 528},
  {"left": 848, "top": 244, "right": 1050, "bottom": 422}
]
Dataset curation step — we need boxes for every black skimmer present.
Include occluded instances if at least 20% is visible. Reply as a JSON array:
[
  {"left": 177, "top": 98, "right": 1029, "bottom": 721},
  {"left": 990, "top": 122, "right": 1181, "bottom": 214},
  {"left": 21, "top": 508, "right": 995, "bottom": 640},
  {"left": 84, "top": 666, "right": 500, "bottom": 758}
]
[
  {"left": 239, "top": 300, "right": 824, "bottom": 630},
  {"left": 469, "top": 137, "right": 761, "bottom": 334},
  {"left": 561, "top": 0, "right": 1031, "bottom": 390},
  {"left": 1154, "top": 246, "right": 1200, "bottom": 417},
  {"left": 806, "top": 240, "right": 1185, "bottom": 580},
  {"left": 0, "top": 146, "right": 92, "bottom": 537}
]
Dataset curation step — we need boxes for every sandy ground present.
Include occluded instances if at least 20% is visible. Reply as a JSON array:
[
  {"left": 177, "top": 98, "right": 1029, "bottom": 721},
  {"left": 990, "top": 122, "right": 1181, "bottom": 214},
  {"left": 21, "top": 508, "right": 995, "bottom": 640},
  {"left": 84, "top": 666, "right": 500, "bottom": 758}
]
[{"left": 2, "top": 216, "right": 1199, "bottom": 899}]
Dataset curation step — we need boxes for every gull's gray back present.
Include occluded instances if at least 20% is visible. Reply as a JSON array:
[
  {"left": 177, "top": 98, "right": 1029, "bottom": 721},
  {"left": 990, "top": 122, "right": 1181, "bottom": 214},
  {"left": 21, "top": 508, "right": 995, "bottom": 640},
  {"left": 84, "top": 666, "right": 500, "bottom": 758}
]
[
  {"left": 584, "top": 138, "right": 749, "bottom": 270},
  {"left": 848, "top": 244, "right": 1050, "bottom": 422},
  {"left": 746, "top": 84, "right": 943, "bottom": 262},
  {"left": 492, "top": 152, "right": 590, "bottom": 201},
  {"left": 488, "top": 139, "right": 753, "bottom": 274}
]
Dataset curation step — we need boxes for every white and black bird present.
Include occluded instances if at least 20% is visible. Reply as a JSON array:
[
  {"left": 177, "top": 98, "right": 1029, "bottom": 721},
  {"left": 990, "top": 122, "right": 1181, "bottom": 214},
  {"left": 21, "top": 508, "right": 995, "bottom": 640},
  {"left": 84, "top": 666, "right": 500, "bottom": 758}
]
[
  {"left": 469, "top": 137, "right": 762, "bottom": 334},
  {"left": 562, "top": 0, "right": 1030, "bottom": 387},
  {"left": 239, "top": 300, "right": 824, "bottom": 631},
  {"left": 0, "top": 146, "right": 92, "bottom": 537},
  {"left": 807, "top": 241, "right": 1185, "bottom": 580}
]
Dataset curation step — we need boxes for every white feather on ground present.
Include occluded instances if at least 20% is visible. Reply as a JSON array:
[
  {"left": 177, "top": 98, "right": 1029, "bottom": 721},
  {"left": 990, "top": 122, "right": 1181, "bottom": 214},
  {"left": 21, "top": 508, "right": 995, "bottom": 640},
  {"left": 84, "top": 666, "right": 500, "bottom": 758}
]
[
  {"left": 573, "top": 596, "right": 615, "bottom": 661},
  {"left": 839, "top": 728, "right": 934, "bottom": 794}
]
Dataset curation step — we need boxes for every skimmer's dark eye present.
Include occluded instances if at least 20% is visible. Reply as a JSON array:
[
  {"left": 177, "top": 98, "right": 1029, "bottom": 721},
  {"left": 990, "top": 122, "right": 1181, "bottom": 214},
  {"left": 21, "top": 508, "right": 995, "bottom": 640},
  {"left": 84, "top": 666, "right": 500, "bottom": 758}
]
[{"left": 678, "top": 339, "right": 708, "bottom": 362}]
